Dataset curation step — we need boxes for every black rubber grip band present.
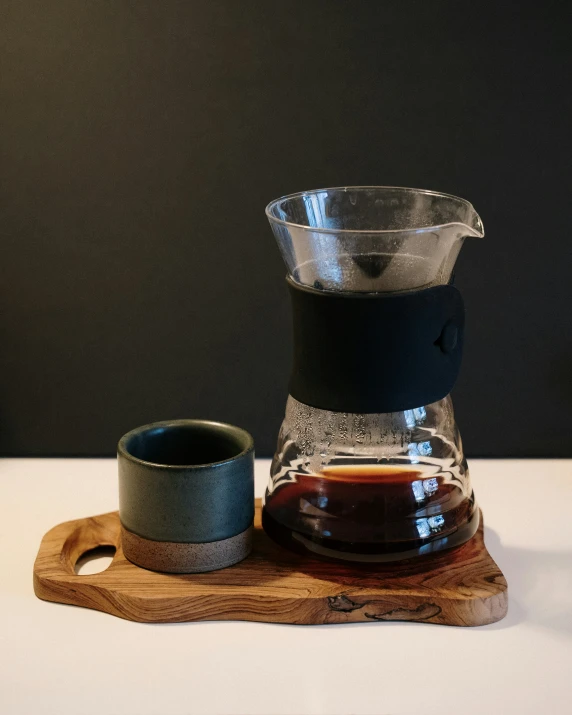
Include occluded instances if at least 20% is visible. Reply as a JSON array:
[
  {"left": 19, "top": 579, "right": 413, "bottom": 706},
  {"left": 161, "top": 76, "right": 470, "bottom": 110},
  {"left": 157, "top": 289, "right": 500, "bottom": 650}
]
[{"left": 287, "top": 277, "right": 465, "bottom": 413}]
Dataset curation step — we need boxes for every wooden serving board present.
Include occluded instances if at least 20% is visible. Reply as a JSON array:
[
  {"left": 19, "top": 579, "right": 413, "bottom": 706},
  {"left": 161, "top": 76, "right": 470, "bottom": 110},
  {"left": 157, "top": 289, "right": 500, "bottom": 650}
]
[{"left": 34, "top": 500, "right": 507, "bottom": 626}]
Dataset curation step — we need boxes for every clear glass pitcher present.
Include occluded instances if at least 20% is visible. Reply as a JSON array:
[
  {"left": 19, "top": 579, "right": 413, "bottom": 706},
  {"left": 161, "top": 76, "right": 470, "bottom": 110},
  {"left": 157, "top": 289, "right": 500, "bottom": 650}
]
[{"left": 262, "top": 186, "right": 484, "bottom": 562}]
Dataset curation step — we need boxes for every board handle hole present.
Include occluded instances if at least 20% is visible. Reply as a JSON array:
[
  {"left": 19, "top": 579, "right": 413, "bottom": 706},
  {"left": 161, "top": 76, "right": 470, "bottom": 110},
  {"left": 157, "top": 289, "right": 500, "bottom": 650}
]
[{"left": 74, "top": 545, "right": 116, "bottom": 575}]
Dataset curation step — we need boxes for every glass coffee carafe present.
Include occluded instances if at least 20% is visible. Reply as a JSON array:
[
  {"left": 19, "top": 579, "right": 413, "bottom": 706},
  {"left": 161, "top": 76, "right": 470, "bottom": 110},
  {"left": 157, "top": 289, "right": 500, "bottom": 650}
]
[{"left": 262, "top": 186, "right": 484, "bottom": 562}]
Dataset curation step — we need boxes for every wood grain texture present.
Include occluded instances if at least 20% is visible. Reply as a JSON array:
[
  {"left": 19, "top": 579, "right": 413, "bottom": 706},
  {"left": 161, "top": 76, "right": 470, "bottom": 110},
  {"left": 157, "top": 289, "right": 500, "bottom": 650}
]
[{"left": 33, "top": 501, "right": 507, "bottom": 626}]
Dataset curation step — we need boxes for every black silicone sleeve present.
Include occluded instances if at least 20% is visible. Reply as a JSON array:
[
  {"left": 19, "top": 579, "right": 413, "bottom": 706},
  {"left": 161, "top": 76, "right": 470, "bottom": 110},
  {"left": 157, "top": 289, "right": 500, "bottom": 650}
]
[{"left": 287, "top": 277, "right": 465, "bottom": 413}]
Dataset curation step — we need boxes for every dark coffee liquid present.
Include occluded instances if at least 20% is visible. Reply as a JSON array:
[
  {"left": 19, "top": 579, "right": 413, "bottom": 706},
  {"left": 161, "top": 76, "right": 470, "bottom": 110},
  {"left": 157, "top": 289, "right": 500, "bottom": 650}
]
[{"left": 262, "top": 465, "right": 478, "bottom": 562}]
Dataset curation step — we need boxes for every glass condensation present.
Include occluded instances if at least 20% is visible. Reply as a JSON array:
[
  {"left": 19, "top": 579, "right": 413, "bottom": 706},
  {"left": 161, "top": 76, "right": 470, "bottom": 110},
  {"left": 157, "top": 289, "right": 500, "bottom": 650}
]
[{"left": 263, "top": 395, "right": 477, "bottom": 562}]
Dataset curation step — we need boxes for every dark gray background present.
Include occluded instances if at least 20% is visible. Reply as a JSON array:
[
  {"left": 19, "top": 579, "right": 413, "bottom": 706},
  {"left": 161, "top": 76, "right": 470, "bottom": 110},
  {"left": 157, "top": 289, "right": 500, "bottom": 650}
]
[{"left": 1, "top": 1, "right": 570, "bottom": 457}]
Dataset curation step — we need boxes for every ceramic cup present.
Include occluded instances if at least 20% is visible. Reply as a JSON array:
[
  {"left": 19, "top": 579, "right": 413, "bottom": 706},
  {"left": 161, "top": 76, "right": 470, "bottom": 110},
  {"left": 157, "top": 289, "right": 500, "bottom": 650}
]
[{"left": 118, "top": 419, "right": 254, "bottom": 573}]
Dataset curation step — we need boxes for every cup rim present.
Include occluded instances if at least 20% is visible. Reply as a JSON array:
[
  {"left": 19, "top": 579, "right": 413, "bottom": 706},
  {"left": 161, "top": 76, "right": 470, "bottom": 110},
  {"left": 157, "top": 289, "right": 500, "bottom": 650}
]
[{"left": 117, "top": 419, "right": 254, "bottom": 470}]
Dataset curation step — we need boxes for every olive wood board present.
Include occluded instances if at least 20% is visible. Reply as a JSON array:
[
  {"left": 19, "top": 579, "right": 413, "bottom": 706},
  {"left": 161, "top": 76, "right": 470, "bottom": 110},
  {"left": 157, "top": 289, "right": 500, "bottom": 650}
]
[{"left": 33, "top": 500, "right": 507, "bottom": 626}]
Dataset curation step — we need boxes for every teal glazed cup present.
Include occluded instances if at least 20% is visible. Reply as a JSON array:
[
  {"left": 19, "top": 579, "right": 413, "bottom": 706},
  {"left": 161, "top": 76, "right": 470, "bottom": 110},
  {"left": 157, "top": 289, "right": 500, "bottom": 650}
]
[{"left": 118, "top": 419, "right": 255, "bottom": 573}]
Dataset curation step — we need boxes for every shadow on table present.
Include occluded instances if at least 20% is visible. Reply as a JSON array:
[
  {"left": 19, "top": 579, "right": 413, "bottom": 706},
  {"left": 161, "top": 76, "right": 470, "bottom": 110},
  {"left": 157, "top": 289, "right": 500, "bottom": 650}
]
[{"left": 483, "top": 526, "right": 572, "bottom": 635}]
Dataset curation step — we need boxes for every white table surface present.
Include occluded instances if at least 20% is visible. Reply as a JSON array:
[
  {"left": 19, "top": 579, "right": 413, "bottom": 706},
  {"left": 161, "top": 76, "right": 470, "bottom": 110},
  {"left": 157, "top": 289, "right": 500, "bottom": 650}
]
[{"left": 1, "top": 458, "right": 571, "bottom": 715}]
